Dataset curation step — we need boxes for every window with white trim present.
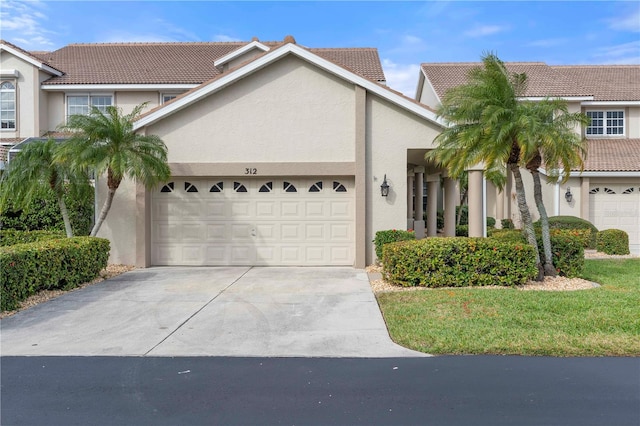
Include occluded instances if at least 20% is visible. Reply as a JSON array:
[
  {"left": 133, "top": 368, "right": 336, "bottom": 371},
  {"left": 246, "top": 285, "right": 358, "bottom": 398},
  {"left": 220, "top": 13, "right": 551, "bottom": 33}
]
[
  {"left": 1, "top": 81, "right": 16, "bottom": 130},
  {"left": 586, "top": 110, "right": 624, "bottom": 136},
  {"left": 66, "top": 95, "right": 113, "bottom": 118}
]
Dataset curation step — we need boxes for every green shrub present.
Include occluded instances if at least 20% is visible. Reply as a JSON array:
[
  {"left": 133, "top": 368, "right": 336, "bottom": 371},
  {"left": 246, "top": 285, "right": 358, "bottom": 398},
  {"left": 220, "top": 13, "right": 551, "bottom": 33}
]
[
  {"left": 490, "top": 229, "right": 584, "bottom": 277},
  {"left": 455, "top": 225, "right": 468, "bottom": 237},
  {"left": 534, "top": 216, "right": 598, "bottom": 249},
  {"left": 373, "top": 229, "right": 416, "bottom": 260},
  {"left": 382, "top": 237, "right": 537, "bottom": 288},
  {"left": 0, "top": 237, "right": 109, "bottom": 311},
  {"left": 0, "top": 229, "right": 64, "bottom": 247},
  {"left": 596, "top": 229, "right": 630, "bottom": 255},
  {"left": 486, "top": 217, "right": 496, "bottom": 228},
  {"left": 501, "top": 218, "right": 514, "bottom": 229},
  {"left": 0, "top": 184, "right": 94, "bottom": 236}
]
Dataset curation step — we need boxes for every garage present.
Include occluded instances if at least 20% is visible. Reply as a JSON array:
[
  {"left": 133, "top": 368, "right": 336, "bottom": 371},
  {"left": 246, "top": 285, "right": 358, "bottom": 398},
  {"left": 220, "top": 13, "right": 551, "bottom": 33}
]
[
  {"left": 589, "top": 184, "right": 640, "bottom": 254},
  {"left": 151, "top": 177, "right": 355, "bottom": 265}
]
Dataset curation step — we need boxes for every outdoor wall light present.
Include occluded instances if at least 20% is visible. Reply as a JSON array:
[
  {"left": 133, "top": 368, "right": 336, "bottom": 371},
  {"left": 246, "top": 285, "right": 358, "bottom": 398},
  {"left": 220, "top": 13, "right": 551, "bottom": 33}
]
[
  {"left": 565, "top": 187, "right": 573, "bottom": 203},
  {"left": 380, "top": 174, "right": 390, "bottom": 197}
]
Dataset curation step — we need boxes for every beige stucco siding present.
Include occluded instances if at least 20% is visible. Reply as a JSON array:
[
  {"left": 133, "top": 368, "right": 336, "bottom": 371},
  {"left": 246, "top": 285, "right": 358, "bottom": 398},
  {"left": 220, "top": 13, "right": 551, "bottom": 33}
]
[
  {"left": 418, "top": 77, "right": 441, "bottom": 110},
  {"left": 115, "top": 92, "right": 159, "bottom": 115},
  {"left": 0, "top": 51, "right": 37, "bottom": 138},
  {"left": 46, "top": 92, "right": 65, "bottom": 131},
  {"left": 629, "top": 106, "right": 639, "bottom": 138},
  {"left": 147, "top": 56, "right": 356, "bottom": 163},
  {"left": 365, "top": 94, "right": 442, "bottom": 263}
]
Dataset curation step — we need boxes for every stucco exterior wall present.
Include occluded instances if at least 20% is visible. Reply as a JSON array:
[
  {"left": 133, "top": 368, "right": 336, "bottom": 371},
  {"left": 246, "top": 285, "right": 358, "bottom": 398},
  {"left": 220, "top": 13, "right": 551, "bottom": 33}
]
[
  {"left": 147, "top": 56, "right": 356, "bottom": 163},
  {"left": 417, "top": 77, "right": 441, "bottom": 110},
  {"left": 557, "top": 176, "right": 583, "bottom": 217},
  {"left": 628, "top": 106, "right": 639, "bottom": 138},
  {"left": 115, "top": 92, "right": 159, "bottom": 115},
  {"left": 0, "top": 51, "right": 37, "bottom": 138},
  {"left": 46, "top": 92, "right": 65, "bottom": 131},
  {"left": 365, "top": 94, "right": 442, "bottom": 263}
]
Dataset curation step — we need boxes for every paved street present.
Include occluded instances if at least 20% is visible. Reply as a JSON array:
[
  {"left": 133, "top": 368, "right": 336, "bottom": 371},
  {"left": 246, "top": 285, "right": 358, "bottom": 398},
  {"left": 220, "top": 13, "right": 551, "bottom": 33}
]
[{"left": 2, "top": 356, "right": 638, "bottom": 426}]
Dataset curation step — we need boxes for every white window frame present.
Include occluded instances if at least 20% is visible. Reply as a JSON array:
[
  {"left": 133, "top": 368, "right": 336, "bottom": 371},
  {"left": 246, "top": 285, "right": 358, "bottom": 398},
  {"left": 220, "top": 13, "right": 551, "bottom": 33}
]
[
  {"left": 65, "top": 93, "right": 114, "bottom": 121},
  {"left": 161, "top": 93, "right": 180, "bottom": 104},
  {"left": 1, "top": 80, "right": 17, "bottom": 131},
  {"left": 585, "top": 109, "right": 625, "bottom": 137}
]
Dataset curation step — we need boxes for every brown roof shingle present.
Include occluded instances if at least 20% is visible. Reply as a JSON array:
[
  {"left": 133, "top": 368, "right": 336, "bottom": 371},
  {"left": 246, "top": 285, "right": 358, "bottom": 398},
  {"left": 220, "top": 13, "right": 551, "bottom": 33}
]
[
  {"left": 551, "top": 65, "right": 640, "bottom": 102},
  {"left": 36, "top": 41, "right": 385, "bottom": 85},
  {"left": 579, "top": 139, "right": 640, "bottom": 172},
  {"left": 421, "top": 62, "right": 593, "bottom": 100}
]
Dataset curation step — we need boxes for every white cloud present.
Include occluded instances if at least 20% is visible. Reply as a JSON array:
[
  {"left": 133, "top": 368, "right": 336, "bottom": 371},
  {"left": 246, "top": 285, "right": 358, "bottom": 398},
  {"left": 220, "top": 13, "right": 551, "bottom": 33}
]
[
  {"left": 592, "top": 40, "right": 640, "bottom": 64},
  {"left": 212, "top": 34, "right": 243, "bottom": 42},
  {"left": 606, "top": 8, "right": 640, "bottom": 32},
  {"left": 0, "top": 0, "right": 55, "bottom": 49},
  {"left": 464, "top": 25, "right": 508, "bottom": 38},
  {"left": 381, "top": 59, "right": 421, "bottom": 97}
]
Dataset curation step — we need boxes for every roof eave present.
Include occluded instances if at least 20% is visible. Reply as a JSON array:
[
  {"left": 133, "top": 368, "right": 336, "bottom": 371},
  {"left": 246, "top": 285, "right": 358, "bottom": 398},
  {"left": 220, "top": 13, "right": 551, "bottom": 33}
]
[
  {"left": 0, "top": 43, "right": 63, "bottom": 76},
  {"left": 213, "top": 40, "right": 270, "bottom": 67}
]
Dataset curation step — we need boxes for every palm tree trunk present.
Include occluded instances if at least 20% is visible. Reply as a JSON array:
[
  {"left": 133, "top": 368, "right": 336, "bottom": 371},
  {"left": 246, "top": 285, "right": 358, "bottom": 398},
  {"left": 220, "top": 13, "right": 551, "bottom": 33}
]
[
  {"left": 509, "top": 163, "right": 544, "bottom": 281},
  {"left": 91, "top": 188, "right": 116, "bottom": 237},
  {"left": 530, "top": 170, "right": 557, "bottom": 277},
  {"left": 56, "top": 193, "right": 74, "bottom": 238}
]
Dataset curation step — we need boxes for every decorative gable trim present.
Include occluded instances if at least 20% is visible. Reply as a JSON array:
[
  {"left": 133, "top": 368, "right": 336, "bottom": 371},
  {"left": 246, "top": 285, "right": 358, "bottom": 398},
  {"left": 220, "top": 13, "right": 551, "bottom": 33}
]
[
  {"left": 213, "top": 40, "right": 270, "bottom": 67},
  {"left": 0, "top": 43, "right": 63, "bottom": 76},
  {"left": 134, "top": 43, "right": 444, "bottom": 130}
]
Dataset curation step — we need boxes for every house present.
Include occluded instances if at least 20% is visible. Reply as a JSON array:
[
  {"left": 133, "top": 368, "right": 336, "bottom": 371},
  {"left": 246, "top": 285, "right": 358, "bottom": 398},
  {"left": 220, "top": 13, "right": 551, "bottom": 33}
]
[
  {"left": 1, "top": 36, "right": 467, "bottom": 267},
  {"left": 417, "top": 62, "right": 640, "bottom": 255}
]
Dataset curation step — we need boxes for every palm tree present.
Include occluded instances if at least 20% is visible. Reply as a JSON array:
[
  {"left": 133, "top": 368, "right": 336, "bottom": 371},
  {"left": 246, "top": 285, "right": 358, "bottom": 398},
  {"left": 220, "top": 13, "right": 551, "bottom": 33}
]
[
  {"left": 426, "top": 53, "right": 544, "bottom": 280},
  {"left": 57, "top": 103, "right": 171, "bottom": 237},
  {"left": 520, "top": 99, "right": 589, "bottom": 276},
  {"left": 0, "top": 138, "right": 89, "bottom": 237}
]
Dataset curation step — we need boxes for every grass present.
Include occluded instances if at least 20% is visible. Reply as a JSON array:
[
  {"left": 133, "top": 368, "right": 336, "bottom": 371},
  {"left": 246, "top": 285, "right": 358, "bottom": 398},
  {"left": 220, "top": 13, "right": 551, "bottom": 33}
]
[{"left": 376, "top": 259, "right": 640, "bottom": 356}]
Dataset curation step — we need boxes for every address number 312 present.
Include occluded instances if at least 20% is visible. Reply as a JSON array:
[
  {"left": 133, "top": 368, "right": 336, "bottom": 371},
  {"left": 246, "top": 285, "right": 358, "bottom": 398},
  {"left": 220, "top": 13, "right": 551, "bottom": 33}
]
[{"left": 244, "top": 168, "right": 257, "bottom": 175}]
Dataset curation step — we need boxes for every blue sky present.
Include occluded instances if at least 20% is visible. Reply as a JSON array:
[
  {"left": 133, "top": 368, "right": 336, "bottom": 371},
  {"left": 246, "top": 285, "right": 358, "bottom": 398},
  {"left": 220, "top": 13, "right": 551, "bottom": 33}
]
[{"left": 2, "top": 1, "right": 639, "bottom": 96}]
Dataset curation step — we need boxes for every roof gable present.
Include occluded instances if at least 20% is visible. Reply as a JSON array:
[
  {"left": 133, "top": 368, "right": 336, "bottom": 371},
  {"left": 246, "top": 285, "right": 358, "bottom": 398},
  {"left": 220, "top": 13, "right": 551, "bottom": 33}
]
[
  {"left": 213, "top": 39, "right": 270, "bottom": 68},
  {"left": 134, "top": 42, "right": 441, "bottom": 130},
  {"left": 0, "top": 40, "right": 63, "bottom": 76}
]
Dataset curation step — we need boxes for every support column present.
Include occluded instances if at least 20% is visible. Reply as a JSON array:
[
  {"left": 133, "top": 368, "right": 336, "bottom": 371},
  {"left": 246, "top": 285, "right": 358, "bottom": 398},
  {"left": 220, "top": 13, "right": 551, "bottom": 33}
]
[
  {"left": 407, "top": 170, "right": 414, "bottom": 230},
  {"left": 468, "top": 169, "right": 484, "bottom": 237},
  {"left": 426, "top": 174, "right": 440, "bottom": 237},
  {"left": 413, "top": 167, "right": 425, "bottom": 239},
  {"left": 580, "top": 177, "right": 590, "bottom": 221},
  {"left": 496, "top": 187, "right": 504, "bottom": 228},
  {"left": 443, "top": 176, "right": 458, "bottom": 237}
]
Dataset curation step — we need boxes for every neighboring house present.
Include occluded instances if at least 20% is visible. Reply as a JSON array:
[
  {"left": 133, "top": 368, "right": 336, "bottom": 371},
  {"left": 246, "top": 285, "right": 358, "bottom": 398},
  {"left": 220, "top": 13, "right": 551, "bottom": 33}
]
[
  {"left": 1, "top": 36, "right": 460, "bottom": 267},
  {"left": 417, "top": 62, "right": 640, "bottom": 254}
]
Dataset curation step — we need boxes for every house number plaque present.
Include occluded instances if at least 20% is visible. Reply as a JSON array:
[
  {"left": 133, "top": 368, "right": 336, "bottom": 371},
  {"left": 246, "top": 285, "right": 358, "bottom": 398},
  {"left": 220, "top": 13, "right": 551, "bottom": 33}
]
[{"left": 244, "top": 168, "right": 257, "bottom": 175}]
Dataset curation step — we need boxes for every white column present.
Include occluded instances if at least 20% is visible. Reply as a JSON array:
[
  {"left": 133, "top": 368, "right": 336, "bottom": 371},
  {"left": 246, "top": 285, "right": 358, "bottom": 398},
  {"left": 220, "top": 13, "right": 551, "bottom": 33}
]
[
  {"left": 496, "top": 187, "right": 504, "bottom": 229},
  {"left": 468, "top": 169, "right": 484, "bottom": 237},
  {"left": 413, "top": 167, "right": 425, "bottom": 239},
  {"left": 427, "top": 174, "right": 440, "bottom": 237},
  {"left": 407, "top": 170, "right": 414, "bottom": 230},
  {"left": 443, "top": 176, "right": 458, "bottom": 237}
]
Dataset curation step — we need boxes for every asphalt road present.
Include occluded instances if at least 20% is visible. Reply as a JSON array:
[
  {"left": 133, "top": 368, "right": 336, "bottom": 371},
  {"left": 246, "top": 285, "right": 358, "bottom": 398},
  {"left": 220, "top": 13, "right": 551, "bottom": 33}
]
[{"left": 2, "top": 356, "right": 638, "bottom": 426}]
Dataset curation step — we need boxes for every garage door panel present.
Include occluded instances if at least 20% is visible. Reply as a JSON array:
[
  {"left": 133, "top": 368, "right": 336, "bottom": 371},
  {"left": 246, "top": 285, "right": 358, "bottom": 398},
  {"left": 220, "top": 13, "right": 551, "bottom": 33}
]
[
  {"left": 589, "top": 184, "right": 640, "bottom": 255},
  {"left": 152, "top": 178, "right": 355, "bottom": 265}
]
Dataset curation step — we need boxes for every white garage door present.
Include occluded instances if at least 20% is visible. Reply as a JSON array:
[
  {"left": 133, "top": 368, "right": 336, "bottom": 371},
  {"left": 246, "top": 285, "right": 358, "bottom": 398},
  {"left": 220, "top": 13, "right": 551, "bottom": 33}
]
[
  {"left": 589, "top": 184, "right": 640, "bottom": 255},
  {"left": 151, "top": 178, "right": 355, "bottom": 265}
]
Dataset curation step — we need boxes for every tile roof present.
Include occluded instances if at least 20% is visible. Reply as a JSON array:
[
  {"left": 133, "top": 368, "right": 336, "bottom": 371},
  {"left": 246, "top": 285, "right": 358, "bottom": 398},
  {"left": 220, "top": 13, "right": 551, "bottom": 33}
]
[
  {"left": 550, "top": 65, "right": 640, "bottom": 102},
  {"left": 578, "top": 139, "right": 640, "bottom": 172},
  {"left": 421, "top": 62, "right": 593, "bottom": 100},
  {"left": 34, "top": 41, "right": 385, "bottom": 85},
  {"left": 0, "top": 39, "right": 63, "bottom": 74}
]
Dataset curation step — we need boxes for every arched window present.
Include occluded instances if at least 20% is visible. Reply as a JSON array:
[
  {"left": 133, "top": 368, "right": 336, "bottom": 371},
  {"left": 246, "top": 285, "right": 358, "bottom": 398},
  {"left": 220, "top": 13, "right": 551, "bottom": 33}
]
[{"left": 1, "top": 81, "right": 16, "bottom": 129}]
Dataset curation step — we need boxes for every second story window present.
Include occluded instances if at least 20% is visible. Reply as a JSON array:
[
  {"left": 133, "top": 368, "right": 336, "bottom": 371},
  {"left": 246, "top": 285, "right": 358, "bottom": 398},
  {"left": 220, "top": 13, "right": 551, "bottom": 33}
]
[
  {"left": 67, "top": 95, "right": 113, "bottom": 119},
  {"left": 161, "top": 94, "right": 178, "bottom": 104},
  {"left": 586, "top": 110, "right": 624, "bottom": 136},
  {"left": 1, "top": 81, "right": 16, "bottom": 130}
]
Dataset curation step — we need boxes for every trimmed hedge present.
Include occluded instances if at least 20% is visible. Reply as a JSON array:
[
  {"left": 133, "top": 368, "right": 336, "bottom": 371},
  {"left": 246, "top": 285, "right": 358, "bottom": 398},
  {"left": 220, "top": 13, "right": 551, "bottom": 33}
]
[
  {"left": 455, "top": 225, "right": 468, "bottom": 237},
  {"left": 534, "top": 216, "right": 598, "bottom": 249},
  {"left": 382, "top": 237, "right": 537, "bottom": 288},
  {"left": 0, "top": 229, "right": 64, "bottom": 247},
  {"left": 501, "top": 219, "right": 514, "bottom": 229},
  {"left": 374, "top": 229, "right": 415, "bottom": 260},
  {"left": 490, "top": 229, "right": 584, "bottom": 277},
  {"left": 0, "top": 237, "right": 110, "bottom": 311},
  {"left": 596, "top": 229, "right": 630, "bottom": 255}
]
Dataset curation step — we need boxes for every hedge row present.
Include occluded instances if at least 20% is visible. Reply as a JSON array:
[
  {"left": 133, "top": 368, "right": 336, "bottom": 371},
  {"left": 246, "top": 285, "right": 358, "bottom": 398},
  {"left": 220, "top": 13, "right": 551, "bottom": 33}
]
[
  {"left": 0, "top": 237, "right": 110, "bottom": 311},
  {"left": 0, "top": 229, "right": 64, "bottom": 247},
  {"left": 382, "top": 237, "right": 537, "bottom": 288},
  {"left": 490, "top": 229, "right": 584, "bottom": 277},
  {"left": 534, "top": 216, "right": 598, "bottom": 249},
  {"left": 373, "top": 229, "right": 416, "bottom": 259},
  {"left": 596, "top": 229, "right": 630, "bottom": 255}
]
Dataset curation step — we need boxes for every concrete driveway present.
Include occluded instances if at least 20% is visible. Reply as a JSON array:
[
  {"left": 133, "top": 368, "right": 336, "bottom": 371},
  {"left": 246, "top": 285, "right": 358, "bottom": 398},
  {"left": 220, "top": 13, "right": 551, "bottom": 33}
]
[{"left": 1, "top": 267, "right": 426, "bottom": 357}]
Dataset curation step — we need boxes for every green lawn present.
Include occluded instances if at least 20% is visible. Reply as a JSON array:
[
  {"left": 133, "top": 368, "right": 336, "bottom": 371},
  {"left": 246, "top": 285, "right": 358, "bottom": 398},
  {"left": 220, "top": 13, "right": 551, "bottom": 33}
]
[{"left": 376, "top": 259, "right": 640, "bottom": 356}]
